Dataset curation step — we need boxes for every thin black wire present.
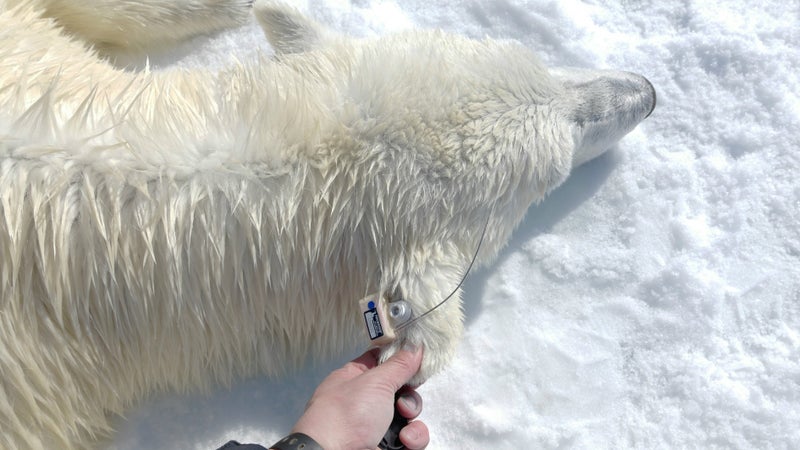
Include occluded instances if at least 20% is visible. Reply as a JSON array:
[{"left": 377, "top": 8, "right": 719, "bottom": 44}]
[{"left": 395, "top": 209, "right": 493, "bottom": 331}]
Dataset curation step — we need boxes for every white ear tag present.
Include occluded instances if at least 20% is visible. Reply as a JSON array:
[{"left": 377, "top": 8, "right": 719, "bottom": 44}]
[
  {"left": 359, "top": 293, "right": 415, "bottom": 347},
  {"left": 359, "top": 293, "right": 396, "bottom": 347}
]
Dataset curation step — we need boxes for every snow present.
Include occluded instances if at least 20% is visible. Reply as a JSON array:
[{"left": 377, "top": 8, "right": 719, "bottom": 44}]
[{"left": 111, "top": 1, "right": 800, "bottom": 448}]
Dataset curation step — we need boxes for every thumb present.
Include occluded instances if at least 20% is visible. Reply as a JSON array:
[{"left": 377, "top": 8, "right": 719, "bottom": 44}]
[{"left": 366, "top": 346, "right": 423, "bottom": 392}]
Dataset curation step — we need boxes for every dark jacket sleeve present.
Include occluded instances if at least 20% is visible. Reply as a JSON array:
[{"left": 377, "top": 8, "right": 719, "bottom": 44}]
[{"left": 217, "top": 440, "right": 270, "bottom": 450}]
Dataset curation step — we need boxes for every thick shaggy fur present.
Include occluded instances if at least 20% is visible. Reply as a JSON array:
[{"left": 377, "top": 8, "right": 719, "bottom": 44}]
[
  {"left": 0, "top": 1, "right": 655, "bottom": 447},
  {"left": 4, "top": 0, "right": 252, "bottom": 52}
]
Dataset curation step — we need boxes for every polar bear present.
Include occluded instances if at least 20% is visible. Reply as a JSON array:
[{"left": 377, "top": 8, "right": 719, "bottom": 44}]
[{"left": 0, "top": 0, "right": 656, "bottom": 448}]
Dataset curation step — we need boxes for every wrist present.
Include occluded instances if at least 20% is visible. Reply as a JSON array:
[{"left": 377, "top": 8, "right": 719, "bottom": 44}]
[{"left": 290, "top": 421, "right": 336, "bottom": 450}]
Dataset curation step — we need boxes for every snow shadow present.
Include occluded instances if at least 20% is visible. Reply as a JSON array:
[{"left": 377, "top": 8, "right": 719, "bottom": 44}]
[
  {"left": 461, "top": 149, "right": 618, "bottom": 325},
  {"left": 110, "top": 356, "right": 343, "bottom": 449}
]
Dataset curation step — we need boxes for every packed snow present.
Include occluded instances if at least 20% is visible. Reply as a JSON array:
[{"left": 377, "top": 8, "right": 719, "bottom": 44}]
[{"left": 111, "top": 1, "right": 800, "bottom": 448}]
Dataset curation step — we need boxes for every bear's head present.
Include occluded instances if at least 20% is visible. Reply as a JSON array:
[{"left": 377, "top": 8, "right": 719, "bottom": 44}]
[
  {"left": 254, "top": 1, "right": 654, "bottom": 251},
  {"left": 253, "top": 1, "right": 655, "bottom": 380}
]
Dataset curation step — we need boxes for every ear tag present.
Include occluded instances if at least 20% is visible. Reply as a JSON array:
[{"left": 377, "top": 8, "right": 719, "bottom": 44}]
[{"left": 359, "top": 293, "right": 397, "bottom": 347}]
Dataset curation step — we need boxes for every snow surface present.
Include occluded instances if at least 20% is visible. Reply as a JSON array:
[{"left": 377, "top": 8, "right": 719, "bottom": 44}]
[{"left": 111, "top": 1, "right": 800, "bottom": 448}]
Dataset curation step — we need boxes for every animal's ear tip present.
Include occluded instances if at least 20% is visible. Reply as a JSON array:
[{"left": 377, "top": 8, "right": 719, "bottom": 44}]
[
  {"left": 253, "top": 1, "right": 309, "bottom": 29},
  {"left": 252, "top": 0, "right": 293, "bottom": 21},
  {"left": 252, "top": 0, "right": 284, "bottom": 10},
  {"left": 254, "top": 1, "right": 329, "bottom": 55}
]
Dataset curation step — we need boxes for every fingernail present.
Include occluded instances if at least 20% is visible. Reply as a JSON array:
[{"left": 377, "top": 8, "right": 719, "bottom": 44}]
[
  {"left": 400, "top": 392, "right": 418, "bottom": 412},
  {"left": 400, "top": 426, "right": 420, "bottom": 445}
]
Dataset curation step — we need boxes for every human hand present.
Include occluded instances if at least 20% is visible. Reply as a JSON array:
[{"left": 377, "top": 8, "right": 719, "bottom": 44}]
[{"left": 289, "top": 346, "right": 429, "bottom": 450}]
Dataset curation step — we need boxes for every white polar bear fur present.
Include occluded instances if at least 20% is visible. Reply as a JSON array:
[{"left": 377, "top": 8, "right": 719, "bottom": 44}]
[
  {"left": 4, "top": 0, "right": 253, "bottom": 53},
  {"left": 0, "top": 0, "right": 656, "bottom": 447}
]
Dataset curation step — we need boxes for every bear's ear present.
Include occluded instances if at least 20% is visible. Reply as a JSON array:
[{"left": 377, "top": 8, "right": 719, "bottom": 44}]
[
  {"left": 552, "top": 68, "right": 656, "bottom": 167},
  {"left": 254, "top": 1, "right": 332, "bottom": 54}
]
